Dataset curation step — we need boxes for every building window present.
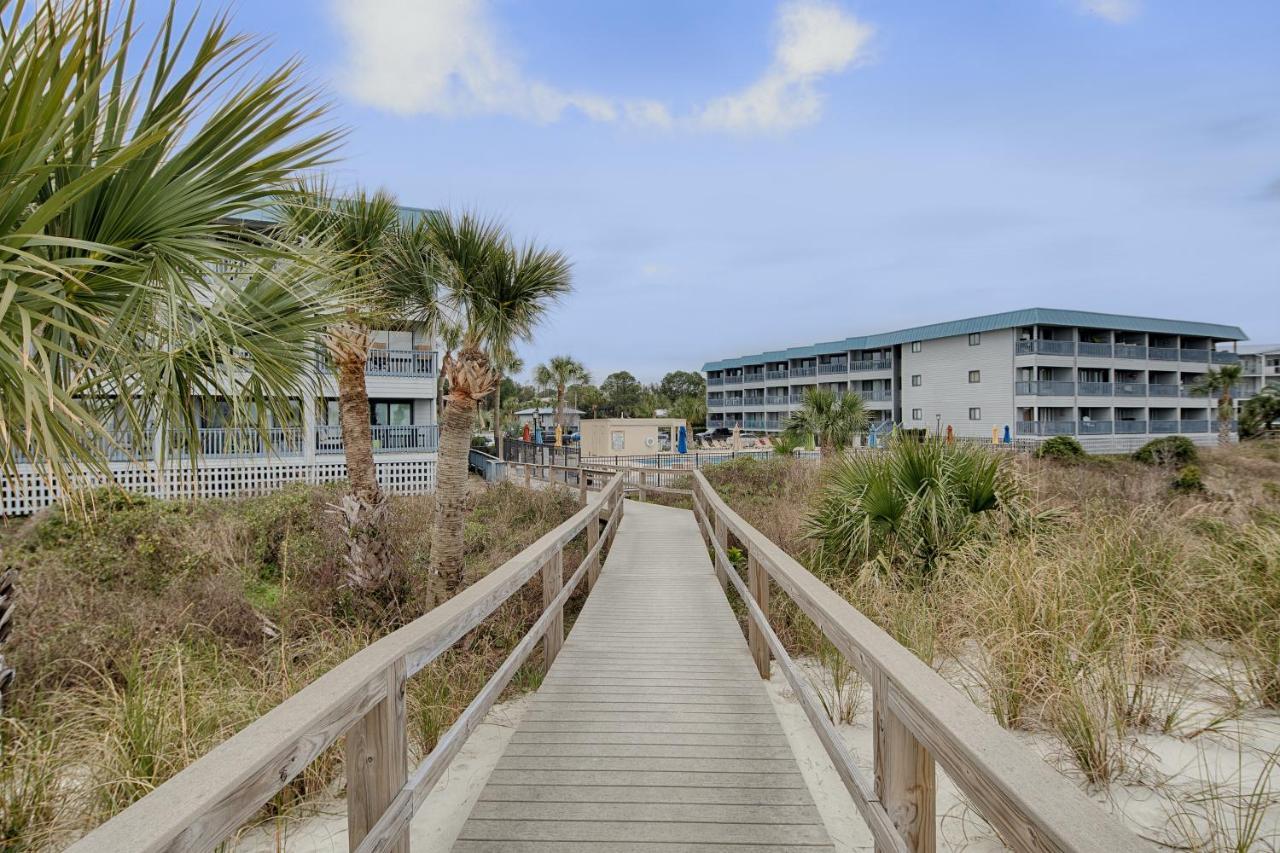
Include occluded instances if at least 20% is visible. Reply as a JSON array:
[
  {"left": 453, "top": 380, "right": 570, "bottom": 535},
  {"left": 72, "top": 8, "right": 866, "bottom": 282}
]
[
  {"left": 911, "top": 408, "right": 923, "bottom": 420},
  {"left": 969, "top": 332, "right": 981, "bottom": 346},
  {"left": 911, "top": 374, "right": 922, "bottom": 387},
  {"left": 969, "top": 407, "right": 981, "bottom": 420},
  {"left": 911, "top": 341, "right": 922, "bottom": 353},
  {"left": 968, "top": 370, "right": 981, "bottom": 383}
]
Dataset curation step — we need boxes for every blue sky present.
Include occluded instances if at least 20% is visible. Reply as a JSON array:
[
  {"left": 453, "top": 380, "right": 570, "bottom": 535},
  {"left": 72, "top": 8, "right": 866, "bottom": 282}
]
[{"left": 167, "top": 1, "right": 1277, "bottom": 381}]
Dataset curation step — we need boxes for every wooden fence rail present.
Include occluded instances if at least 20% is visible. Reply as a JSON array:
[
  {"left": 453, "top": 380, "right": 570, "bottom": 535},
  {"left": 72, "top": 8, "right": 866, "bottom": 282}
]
[
  {"left": 68, "top": 473, "right": 626, "bottom": 853},
  {"left": 689, "top": 470, "right": 1150, "bottom": 853}
]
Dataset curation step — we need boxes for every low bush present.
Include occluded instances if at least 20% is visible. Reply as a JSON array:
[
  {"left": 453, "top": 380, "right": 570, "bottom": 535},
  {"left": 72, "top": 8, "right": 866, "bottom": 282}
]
[
  {"left": 1172, "top": 465, "right": 1205, "bottom": 493},
  {"left": 1134, "top": 435, "right": 1198, "bottom": 466},
  {"left": 1035, "top": 435, "right": 1086, "bottom": 461}
]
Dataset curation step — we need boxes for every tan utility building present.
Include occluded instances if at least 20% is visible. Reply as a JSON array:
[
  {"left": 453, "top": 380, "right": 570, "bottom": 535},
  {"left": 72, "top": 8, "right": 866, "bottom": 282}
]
[{"left": 579, "top": 418, "right": 689, "bottom": 457}]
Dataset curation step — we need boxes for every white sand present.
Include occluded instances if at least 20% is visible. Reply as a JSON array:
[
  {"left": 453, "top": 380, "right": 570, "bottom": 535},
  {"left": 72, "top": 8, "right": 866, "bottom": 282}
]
[{"left": 230, "top": 695, "right": 529, "bottom": 853}]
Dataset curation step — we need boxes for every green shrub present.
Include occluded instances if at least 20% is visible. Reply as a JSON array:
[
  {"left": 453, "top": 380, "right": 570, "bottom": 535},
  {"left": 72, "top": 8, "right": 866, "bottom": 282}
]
[
  {"left": 1134, "top": 436, "right": 1197, "bottom": 466},
  {"left": 1035, "top": 435, "right": 1086, "bottom": 461},
  {"left": 1171, "top": 465, "right": 1205, "bottom": 493}
]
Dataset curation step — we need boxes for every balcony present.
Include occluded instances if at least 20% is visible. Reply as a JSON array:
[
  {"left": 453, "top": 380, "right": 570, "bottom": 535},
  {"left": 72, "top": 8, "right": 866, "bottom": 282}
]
[
  {"left": 789, "top": 393, "right": 806, "bottom": 404},
  {"left": 170, "top": 427, "right": 306, "bottom": 457},
  {"left": 364, "top": 349, "right": 435, "bottom": 377},
  {"left": 707, "top": 399, "right": 725, "bottom": 410},
  {"left": 1078, "top": 382, "right": 1113, "bottom": 396},
  {"left": 1115, "top": 382, "right": 1147, "bottom": 397},
  {"left": 1179, "top": 420, "right": 1209, "bottom": 434},
  {"left": 766, "top": 394, "right": 789, "bottom": 405},
  {"left": 1212, "top": 351, "right": 1240, "bottom": 365},
  {"left": 818, "top": 362, "right": 848, "bottom": 375},
  {"left": 1016, "top": 340, "right": 1076, "bottom": 356},
  {"left": 1078, "top": 342, "right": 1113, "bottom": 358},
  {"left": 850, "top": 358, "right": 893, "bottom": 371},
  {"left": 1150, "top": 420, "right": 1179, "bottom": 434},
  {"left": 1115, "top": 344, "right": 1147, "bottom": 359},
  {"left": 1116, "top": 420, "right": 1148, "bottom": 434},
  {"left": 1148, "top": 346, "right": 1179, "bottom": 362},
  {"left": 742, "top": 395, "right": 765, "bottom": 407},
  {"left": 1079, "top": 420, "right": 1114, "bottom": 435},
  {"left": 1015, "top": 421, "right": 1077, "bottom": 436},
  {"left": 859, "top": 390, "right": 893, "bottom": 402},
  {"left": 791, "top": 366, "right": 817, "bottom": 378},
  {"left": 1180, "top": 349, "right": 1210, "bottom": 363},
  {"left": 743, "top": 417, "right": 767, "bottom": 430},
  {"left": 766, "top": 370, "right": 788, "bottom": 380},
  {"left": 1015, "top": 380, "right": 1076, "bottom": 396},
  {"left": 315, "top": 424, "right": 439, "bottom": 454},
  {"left": 1148, "top": 384, "right": 1179, "bottom": 397},
  {"left": 742, "top": 373, "right": 766, "bottom": 385},
  {"left": 707, "top": 376, "right": 724, "bottom": 386},
  {"left": 723, "top": 375, "right": 744, "bottom": 385}
]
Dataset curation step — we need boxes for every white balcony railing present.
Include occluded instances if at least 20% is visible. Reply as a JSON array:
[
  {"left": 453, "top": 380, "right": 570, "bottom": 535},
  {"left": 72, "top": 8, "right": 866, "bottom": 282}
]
[{"left": 315, "top": 425, "right": 440, "bottom": 454}]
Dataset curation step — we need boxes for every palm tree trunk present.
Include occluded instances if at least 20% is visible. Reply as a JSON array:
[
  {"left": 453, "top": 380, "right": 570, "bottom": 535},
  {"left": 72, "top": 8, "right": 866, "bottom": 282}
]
[
  {"left": 1219, "top": 393, "right": 1232, "bottom": 447},
  {"left": 430, "top": 395, "right": 475, "bottom": 601},
  {"left": 335, "top": 354, "right": 380, "bottom": 503},
  {"left": 494, "top": 378, "right": 503, "bottom": 459},
  {"left": 555, "top": 386, "right": 566, "bottom": 430}
]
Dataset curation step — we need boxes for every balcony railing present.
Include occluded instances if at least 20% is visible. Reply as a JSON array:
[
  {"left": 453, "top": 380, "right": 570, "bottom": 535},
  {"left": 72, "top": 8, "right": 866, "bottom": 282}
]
[
  {"left": 1148, "top": 384, "right": 1178, "bottom": 397},
  {"left": 766, "top": 370, "right": 788, "bottom": 380},
  {"left": 818, "top": 362, "right": 848, "bottom": 375},
  {"left": 315, "top": 425, "right": 439, "bottom": 454},
  {"left": 1016, "top": 339, "right": 1076, "bottom": 356},
  {"left": 168, "top": 427, "right": 306, "bottom": 458},
  {"left": 1148, "top": 346, "right": 1179, "bottom": 361},
  {"left": 859, "top": 390, "right": 893, "bottom": 402},
  {"left": 1078, "top": 342, "right": 1113, "bottom": 358},
  {"left": 766, "top": 394, "right": 789, "bottom": 405},
  {"left": 1180, "top": 349, "right": 1210, "bottom": 363},
  {"left": 1015, "top": 380, "right": 1075, "bottom": 396},
  {"left": 1150, "top": 420, "right": 1179, "bottom": 434},
  {"left": 742, "top": 373, "right": 766, "bottom": 385},
  {"left": 743, "top": 417, "right": 766, "bottom": 430},
  {"left": 1179, "top": 420, "right": 1209, "bottom": 434},
  {"left": 1078, "top": 420, "right": 1113, "bottom": 435},
  {"left": 1016, "top": 421, "right": 1077, "bottom": 436},
  {"left": 1115, "top": 382, "right": 1147, "bottom": 397},
  {"left": 791, "top": 366, "right": 817, "bottom": 378},
  {"left": 707, "top": 377, "right": 724, "bottom": 386},
  {"left": 742, "top": 395, "right": 765, "bottom": 407},
  {"left": 1115, "top": 344, "right": 1147, "bottom": 359},
  {"left": 850, "top": 358, "right": 893, "bottom": 371},
  {"left": 1115, "top": 420, "right": 1148, "bottom": 434},
  {"left": 1078, "top": 382, "right": 1113, "bottom": 396},
  {"left": 365, "top": 349, "right": 435, "bottom": 377},
  {"left": 789, "top": 393, "right": 806, "bottom": 404},
  {"left": 1212, "top": 351, "right": 1240, "bottom": 365},
  {"left": 723, "top": 375, "right": 744, "bottom": 385}
]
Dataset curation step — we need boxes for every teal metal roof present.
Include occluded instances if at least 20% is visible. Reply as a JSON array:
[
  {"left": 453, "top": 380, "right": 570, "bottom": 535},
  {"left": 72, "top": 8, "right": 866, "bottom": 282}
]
[{"left": 701, "top": 308, "right": 1248, "bottom": 372}]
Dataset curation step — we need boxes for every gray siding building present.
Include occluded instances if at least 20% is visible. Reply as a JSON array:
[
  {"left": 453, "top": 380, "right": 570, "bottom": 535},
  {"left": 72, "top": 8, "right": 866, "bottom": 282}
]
[{"left": 702, "top": 308, "right": 1248, "bottom": 453}]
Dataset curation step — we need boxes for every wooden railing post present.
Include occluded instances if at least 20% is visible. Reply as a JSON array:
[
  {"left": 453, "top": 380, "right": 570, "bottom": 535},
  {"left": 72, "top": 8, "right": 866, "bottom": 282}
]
[
  {"left": 712, "top": 513, "right": 728, "bottom": 589},
  {"left": 346, "top": 660, "right": 408, "bottom": 853},
  {"left": 579, "top": 474, "right": 588, "bottom": 505},
  {"left": 874, "top": 674, "right": 936, "bottom": 853},
  {"left": 542, "top": 548, "right": 564, "bottom": 670},
  {"left": 523, "top": 462, "right": 531, "bottom": 488},
  {"left": 586, "top": 511, "right": 601, "bottom": 590},
  {"left": 747, "top": 553, "right": 770, "bottom": 678}
]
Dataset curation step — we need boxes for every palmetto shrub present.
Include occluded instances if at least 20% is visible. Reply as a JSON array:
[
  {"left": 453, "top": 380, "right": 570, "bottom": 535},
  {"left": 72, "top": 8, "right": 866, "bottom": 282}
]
[
  {"left": 1134, "top": 435, "right": 1198, "bottom": 466},
  {"left": 808, "top": 438, "right": 1030, "bottom": 582},
  {"left": 1035, "top": 435, "right": 1086, "bottom": 461}
]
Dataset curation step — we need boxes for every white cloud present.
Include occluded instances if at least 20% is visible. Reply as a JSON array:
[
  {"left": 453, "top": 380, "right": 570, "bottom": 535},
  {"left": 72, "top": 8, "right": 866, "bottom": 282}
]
[
  {"left": 1077, "top": 0, "right": 1141, "bottom": 24},
  {"left": 330, "top": 0, "right": 870, "bottom": 133},
  {"left": 698, "top": 1, "right": 873, "bottom": 132},
  {"left": 331, "top": 0, "right": 671, "bottom": 125}
]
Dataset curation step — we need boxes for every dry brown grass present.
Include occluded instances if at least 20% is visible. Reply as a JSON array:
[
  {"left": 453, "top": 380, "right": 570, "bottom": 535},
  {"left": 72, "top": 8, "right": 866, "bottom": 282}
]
[{"left": 0, "top": 479, "right": 582, "bottom": 849}]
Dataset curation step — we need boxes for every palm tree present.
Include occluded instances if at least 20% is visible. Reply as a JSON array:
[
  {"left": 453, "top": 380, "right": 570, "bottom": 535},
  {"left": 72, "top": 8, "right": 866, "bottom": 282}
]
[
  {"left": 0, "top": 0, "right": 338, "bottom": 496},
  {"left": 785, "top": 388, "right": 869, "bottom": 457},
  {"left": 279, "top": 185, "right": 402, "bottom": 506},
  {"left": 424, "top": 211, "right": 571, "bottom": 598},
  {"left": 490, "top": 347, "right": 524, "bottom": 458},
  {"left": 533, "top": 356, "right": 591, "bottom": 431},
  {"left": 1192, "top": 364, "right": 1245, "bottom": 447}
]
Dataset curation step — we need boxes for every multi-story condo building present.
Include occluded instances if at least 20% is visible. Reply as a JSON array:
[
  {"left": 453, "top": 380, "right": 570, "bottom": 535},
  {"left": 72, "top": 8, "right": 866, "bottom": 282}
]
[
  {"left": 3, "top": 210, "right": 440, "bottom": 516},
  {"left": 703, "top": 308, "right": 1247, "bottom": 453},
  {"left": 1238, "top": 344, "right": 1280, "bottom": 401}
]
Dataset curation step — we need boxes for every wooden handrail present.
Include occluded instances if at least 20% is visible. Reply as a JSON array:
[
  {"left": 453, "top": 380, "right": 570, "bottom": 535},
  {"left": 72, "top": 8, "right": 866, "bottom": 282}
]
[
  {"left": 69, "top": 473, "right": 626, "bottom": 853},
  {"left": 690, "top": 470, "right": 1151, "bottom": 853}
]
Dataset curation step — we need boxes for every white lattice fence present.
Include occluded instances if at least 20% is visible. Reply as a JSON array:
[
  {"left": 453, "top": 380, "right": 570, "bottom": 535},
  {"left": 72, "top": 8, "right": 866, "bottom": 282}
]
[{"left": 2, "top": 457, "right": 437, "bottom": 516}]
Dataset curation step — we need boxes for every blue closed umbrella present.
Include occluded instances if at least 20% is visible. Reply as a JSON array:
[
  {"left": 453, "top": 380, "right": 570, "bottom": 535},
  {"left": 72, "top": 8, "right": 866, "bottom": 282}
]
[
  {"left": 1002, "top": 424, "right": 1012, "bottom": 444},
  {"left": 534, "top": 426, "right": 543, "bottom": 444},
  {"left": 677, "top": 425, "right": 687, "bottom": 454}
]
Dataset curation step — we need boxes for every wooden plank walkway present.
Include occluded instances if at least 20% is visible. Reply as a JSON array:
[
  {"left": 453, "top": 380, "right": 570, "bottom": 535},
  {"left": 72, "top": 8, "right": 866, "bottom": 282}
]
[{"left": 453, "top": 500, "right": 834, "bottom": 852}]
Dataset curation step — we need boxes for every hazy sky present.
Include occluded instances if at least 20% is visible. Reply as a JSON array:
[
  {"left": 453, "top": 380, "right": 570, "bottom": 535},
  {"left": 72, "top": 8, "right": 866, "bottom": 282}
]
[{"left": 156, "top": 0, "right": 1278, "bottom": 381}]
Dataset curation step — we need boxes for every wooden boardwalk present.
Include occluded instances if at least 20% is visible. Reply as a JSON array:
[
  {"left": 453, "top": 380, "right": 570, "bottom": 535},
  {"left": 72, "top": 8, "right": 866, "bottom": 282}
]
[{"left": 453, "top": 500, "right": 833, "bottom": 852}]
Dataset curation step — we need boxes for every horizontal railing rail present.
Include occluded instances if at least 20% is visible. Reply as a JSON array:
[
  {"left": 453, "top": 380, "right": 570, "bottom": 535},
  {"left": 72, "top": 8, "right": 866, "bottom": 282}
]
[
  {"left": 70, "top": 472, "right": 627, "bottom": 853},
  {"left": 690, "top": 471, "right": 1150, "bottom": 853},
  {"left": 365, "top": 348, "right": 436, "bottom": 377},
  {"left": 850, "top": 358, "right": 893, "bottom": 371},
  {"left": 315, "top": 425, "right": 440, "bottom": 455},
  {"left": 1077, "top": 342, "right": 1112, "bottom": 357},
  {"left": 467, "top": 448, "right": 505, "bottom": 483}
]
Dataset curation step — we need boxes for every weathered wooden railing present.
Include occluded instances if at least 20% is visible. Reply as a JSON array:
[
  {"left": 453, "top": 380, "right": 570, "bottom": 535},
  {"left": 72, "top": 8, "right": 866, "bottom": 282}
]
[
  {"left": 69, "top": 472, "right": 626, "bottom": 853},
  {"left": 689, "top": 470, "right": 1150, "bottom": 853}
]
